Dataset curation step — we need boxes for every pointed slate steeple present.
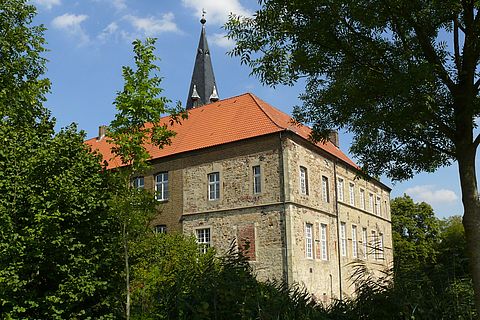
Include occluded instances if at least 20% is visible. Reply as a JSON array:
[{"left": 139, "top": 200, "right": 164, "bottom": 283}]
[{"left": 186, "top": 13, "right": 219, "bottom": 109}]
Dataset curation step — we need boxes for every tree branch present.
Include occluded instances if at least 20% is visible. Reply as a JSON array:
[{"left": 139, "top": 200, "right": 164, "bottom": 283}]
[
  {"left": 454, "top": 17, "right": 462, "bottom": 71},
  {"left": 475, "top": 77, "right": 480, "bottom": 91},
  {"left": 473, "top": 132, "right": 480, "bottom": 149},
  {"left": 410, "top": 21, "right": 456, "bottom": 93}
]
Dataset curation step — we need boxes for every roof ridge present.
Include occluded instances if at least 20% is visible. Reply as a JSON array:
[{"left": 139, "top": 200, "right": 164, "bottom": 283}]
[
  {"left": 186, "top": 92, "right": 252, "bottom": 112},
  {"left": 247, "top": 93, "right": 287, "bottom": 131}
]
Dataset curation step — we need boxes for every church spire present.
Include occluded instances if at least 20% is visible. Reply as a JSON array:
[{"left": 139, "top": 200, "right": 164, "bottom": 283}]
[{"left": 186, "top": 11, "right": 219, "bottom": 109}]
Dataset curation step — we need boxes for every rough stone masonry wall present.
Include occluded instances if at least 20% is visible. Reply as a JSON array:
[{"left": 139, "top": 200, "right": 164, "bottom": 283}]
[
  {"left": 182, "top": 205, "right": 285, "bottom": 282},
  {"left": 142, "top": 156, "right": 185, "bottom": 233},
  {"left": 284, "top": 136, "right": 393, "bottom": 301},
  {"left": 181, "top": 134, "right": 286, "bottom": 281},
  {"left": 182, "top": 135, "right": 282, "bottom": 215},
  {"left": 335, "top": 162, "right": 393, "bottom": 296}
]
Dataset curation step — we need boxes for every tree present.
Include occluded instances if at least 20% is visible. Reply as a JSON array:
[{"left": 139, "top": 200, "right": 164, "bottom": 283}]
[
  {"left": 226, "top": 0, "right": 480, "bottom": 312},
  {"left": 390, "top": 195, "right": 439, "bottom": 272},
  {"left": 107, "top": 38, "right": 187, "bottom": 320},
  {"left": 437, "top": 215, "right": 469, "bottom": 281},
  {"left": 0, "top": 3, "right": 123, "bottom": 318}
]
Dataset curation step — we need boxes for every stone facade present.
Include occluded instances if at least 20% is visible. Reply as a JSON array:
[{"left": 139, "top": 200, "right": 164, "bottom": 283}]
[{"left": 140, "top": 131, "right": 392, "bottom": 302}]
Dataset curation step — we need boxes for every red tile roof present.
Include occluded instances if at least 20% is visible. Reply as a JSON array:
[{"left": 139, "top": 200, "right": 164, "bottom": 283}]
[{"left": 85, "top": 92, "right": 357, "bottom": 169}]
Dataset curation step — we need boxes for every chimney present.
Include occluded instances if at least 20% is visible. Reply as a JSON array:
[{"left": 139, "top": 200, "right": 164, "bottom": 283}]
[
  {"left": 97, "top": 125, "right": 107, "bottom": 141},
  {"left": 328, "top": 130, "right": 339, "bottom": 147}
]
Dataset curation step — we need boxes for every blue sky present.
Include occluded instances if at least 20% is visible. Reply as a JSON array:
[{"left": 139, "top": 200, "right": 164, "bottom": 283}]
[{"left": 31, "top": 0, "right": 466, "bottom": 218}]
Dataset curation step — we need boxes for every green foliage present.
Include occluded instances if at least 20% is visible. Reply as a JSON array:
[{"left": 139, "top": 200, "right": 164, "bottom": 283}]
[
  {"left": 0, "top": 124, "right": 124, "bottom": 319},
  {"left": 129, "top": 236, "right": 328, "bottom": 320},
  {"left": 108, "top": 38, "right": 187, "bottom": 172},
  {"left": 0, "top": 1, "right": 124, "bottom": 318},
  {"left": 0, "top": 0, "right": 50, "bottom": 128},
  {"left": 388, "top": 196, "right": 476, "bottom": 318},
  {"left": 391, "top": 195, "right": 439, "bottom": 271},
  {"left": 225, "top": 0, "right": 474, "bottom": 181},
  {"left": 226, "top": 1, "right": 480, "bottom": 310}
]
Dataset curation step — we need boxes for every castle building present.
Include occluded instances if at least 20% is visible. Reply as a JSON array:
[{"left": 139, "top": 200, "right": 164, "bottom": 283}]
[{"left": 86, "top": 17, "right": 392, "bottom": 302}]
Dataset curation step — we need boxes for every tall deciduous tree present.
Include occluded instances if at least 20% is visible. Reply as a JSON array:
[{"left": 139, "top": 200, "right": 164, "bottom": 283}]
[
  {"left": 226, "top": 0, "right": 480, "bottom": 312},
  {"left": 391, "top": 195, "right": 439, "bottom": 272},
  {"left": 107, "top": 38, "right": 186, "bottom": 320},
  {"left": 0, "top": 1, "right": 122, "bottom": 318}
]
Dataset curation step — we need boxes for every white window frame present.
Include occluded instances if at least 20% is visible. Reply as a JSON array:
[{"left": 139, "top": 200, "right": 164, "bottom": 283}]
[
  {"left": 132, "top": 176, "right": 144, "bottom": 189},
  {"left": 305, "top": 223, "right": 313, "bottom": 259},
  {"left": 369, "top": 193, "right": 374, "bottom": 213},
  {"left": 154, "top": 224, "right": 167, "bottom": 234},
  {"left": 322, "top": 176, "right": 329, "bottom": 203},
  {"left": 371, "top": 230, "right": 378, "bottom": 260},
  {"left": 337, "top": 177, "right": 344, "bottom": 202},
  {"left": 208, "top": 172, "right": 220, "bottom": 200},
  {"left": 300, "top": 166, "right": 308, "bottom": 195},
  {"left": 376, "top": 196, "right": 381, "bottom": 216},
  {"left": 321, "top": 223, "right": 328, "bottom": 260},
  {"left": 359, "top": 188, "right": 365, "bottom": 210},
  {"left": 349, "top": 182, "right": 355, "bottom": 206},
  {"left": 362, "top": 227, "right": 368, "bottom": 260},
  {"left": 196, "top": 228, "right": 211, "bottom": 254},
  {"left": 379, "top": 233, "right": 384, "bottom": 260},
  {"left": 253, "top": 165, "right": 261, "bottom": 194},
  {"left": 352, "top": 225, "right": 358, "bottom": 258},
  {"left": 340, "top": 222, "right": 347, "bottom": 257},
  {"left": 155, "top": 172, "right": 168, "bottom": 201}
]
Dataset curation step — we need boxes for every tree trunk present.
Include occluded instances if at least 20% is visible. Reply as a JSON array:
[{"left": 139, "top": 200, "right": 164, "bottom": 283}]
[
  {"left": 124, "top": 222, "right": 130, "bottom": 320},
  {"left": 457, "top": 149, "right": 480, "bottom": 317}
]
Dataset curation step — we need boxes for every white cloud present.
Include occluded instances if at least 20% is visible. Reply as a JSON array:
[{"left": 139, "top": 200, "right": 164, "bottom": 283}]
[
  {"left": 404, "top": 185, "right": 459, "bottom": 204},
  {"left": 32, "top": 0, "right": 61, "bottom": 10},
  {"left": 91, "top": 0, "right": 127, "bottom": 11},
  {"left": 52, "top": 13, "right": 90, "bottom": 45},
  {"left": 111, "top": 0, "right": 127, "bottom": 10},
  {"left": 123, "top": 13, "right": 179, "bottom": 37},
  {"left": 210, "top": 32, "right": 235, "bottom": 49},
  {"left": 98, "top": 22, "right": 119, "bottom": 42},
  {"left": 181, "top": 0, "right": 252, "bottom": 25}
]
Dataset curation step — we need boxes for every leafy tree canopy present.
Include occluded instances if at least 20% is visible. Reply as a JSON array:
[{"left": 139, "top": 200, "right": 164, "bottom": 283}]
[
  {"left": 391, "top": 195, "right": 439, "bottom": 270},
  {"left": 108, "top": 38, "right": 187, "bottom": 173},
  {"left": 226, "top": 0, "right": 477, "bottom": 181},
  {"left": 226, "top": 0, "right": 480, "bottom": 311},
  {"left": 0, "top": 1, "right": 123, "bottom": 318}
]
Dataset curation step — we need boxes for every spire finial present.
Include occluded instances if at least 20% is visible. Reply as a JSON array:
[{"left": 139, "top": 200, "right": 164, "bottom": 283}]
[{"left": 200, "top": 9, "right": 206, "bottom": 24}]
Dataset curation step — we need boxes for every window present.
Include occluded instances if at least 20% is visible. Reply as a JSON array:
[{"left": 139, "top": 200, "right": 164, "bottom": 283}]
[
  {"left": 196, "top": 228, "right": 211, "bottom": 254},
  {"left": 359, "top": 189, "right": 365, "bottom": 210},
  {"left": 154, "top": 224, "right": 167, "bottom": 234},
  {"left": 369, "top": 193, "right": 374, "bottom": 213},
  {"left": 300, "top": 166, "right": 308, "bottom": 195},
  {"left": 376, "top": 196, "right": 381, "bottom": 216},
  {"left": 337, "top": 178, "right": 344, "bottom": 202},
  {"left": 322, "top": 176, "right": 329, "bottom": 203},
  {"left": 253, "top": 165, "right": 261, "bottom": 194},
  {"left": 379, "top": 233, "right": 384, "bottom": 260},
  {"left": 208, "top": 172, "right": 220, "bottom": 200},
  {"left": 371, "top": 230, "right": 378, "bottom": 260},
  {"left": 305, "top": 223, "right": 313, "bottom": 258},
  {"left": 238, "top": 223, "right": 256, "bottom": 261},
  {"left": 321, "top": 223, "right": 328, "bottom": 260},
  {"left": 155, "top": 172, "right": 168, "bottom": 201},
  {"left": 362, "top": 228, "right": 368, "bottom": 259},
  {"left": 340, "top": 222, "right": 347, "bottom": 257},
  {"left": 349, "top": 183, "right": 355, "bottom": 206},
  {"left": 352, "top": 225, "right": 358, "bottom": 258},
  {"left": 132, "top": 176, "right": 144, "bottom": 189}
]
